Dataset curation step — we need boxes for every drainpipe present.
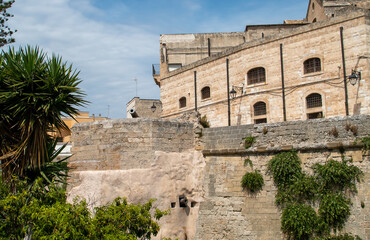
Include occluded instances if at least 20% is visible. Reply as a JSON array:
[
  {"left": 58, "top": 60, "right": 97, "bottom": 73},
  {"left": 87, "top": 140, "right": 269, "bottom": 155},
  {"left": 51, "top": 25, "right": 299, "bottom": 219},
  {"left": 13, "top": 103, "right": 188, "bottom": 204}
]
[
  {"left": 208, "top": 38, "right": 211, "bottom": 57},
  {"left": 340, "top": 27, "right": 349, "bottom": 116},
  {"left": 194, "top": 71, "right": 197, "bottom": 112},
  {"left": 280, "top": 44, "right": 287, "bottom": 121},
  {"left": 226, "top": 59, "right": 231, "bottom": 126}
]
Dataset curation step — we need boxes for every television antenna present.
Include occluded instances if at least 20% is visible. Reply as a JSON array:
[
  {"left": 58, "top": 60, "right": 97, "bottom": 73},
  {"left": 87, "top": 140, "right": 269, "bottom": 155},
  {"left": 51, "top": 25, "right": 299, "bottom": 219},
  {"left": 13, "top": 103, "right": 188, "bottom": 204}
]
[{"left": 133, "top": 78, "right": 137, "bottom": 97}]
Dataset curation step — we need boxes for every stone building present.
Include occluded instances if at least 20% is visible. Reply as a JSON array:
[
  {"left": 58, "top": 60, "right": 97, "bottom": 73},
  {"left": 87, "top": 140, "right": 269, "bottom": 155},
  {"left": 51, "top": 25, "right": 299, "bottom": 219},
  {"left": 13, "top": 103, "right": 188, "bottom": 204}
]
[
  {"left": 152, "top": 0, "right": 370, "bottom": 127},
  {"left": 126, "top": 97, "right": 162, "bottom": 119}
]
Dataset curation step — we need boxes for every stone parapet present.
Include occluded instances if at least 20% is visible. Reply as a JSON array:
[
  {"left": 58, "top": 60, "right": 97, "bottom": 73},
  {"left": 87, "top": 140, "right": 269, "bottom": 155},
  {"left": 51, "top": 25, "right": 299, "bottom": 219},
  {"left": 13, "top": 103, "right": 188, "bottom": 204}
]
[
  {"left": 70, "top": 118, "right": 194, "bottom": 171},
  {"left": 202, "top": 115, "right": 370, "bottom": 152}
]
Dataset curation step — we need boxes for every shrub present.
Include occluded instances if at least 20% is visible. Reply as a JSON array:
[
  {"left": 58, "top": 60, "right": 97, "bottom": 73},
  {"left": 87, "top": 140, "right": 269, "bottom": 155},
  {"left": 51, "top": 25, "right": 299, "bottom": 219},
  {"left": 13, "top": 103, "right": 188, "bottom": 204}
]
[
  {"left": 199, "top": 115, "right": 210, "bottom": 128},
  {"left": 244, "top": 136, "right": 256, "bottom": 149},
  {"left": 275, "top": 176, "right": 317, "bottom": 206},
  {"left": 281, "top": 203, "right": 318, "bottom": 240},
  {"left": 267, "top": 151, "right": 302, "bottom": 189},
  {"left": 269, "top": 152, "right": 363, "bottom": 239},
  {"left": 241, "top": 170, "right": 264, "bottom": 193},
  {"left": 314, "top": 158, "right": 363, "bottom": 193},
  {"left": 0, "top": 178, "right": 169, "bottom": 239},
  {"left": 359, "top": 135, "right": 370, "bottom": 152},
  {"left": 318, "top": 193, "right": 351, "bottom": 231}
]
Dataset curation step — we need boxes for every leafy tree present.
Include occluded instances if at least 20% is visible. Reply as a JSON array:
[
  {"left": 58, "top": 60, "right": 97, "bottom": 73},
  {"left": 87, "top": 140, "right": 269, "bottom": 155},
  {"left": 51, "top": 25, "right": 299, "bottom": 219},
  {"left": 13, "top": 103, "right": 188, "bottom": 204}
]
[
  {"left": 0, "top": 0, "right": 15, "bottom": 47},
  {"left": 0, "top": 177, "right": 169, "bottom": 239},
  {"left": 0, "top": 46, "right": 87, "bottom": 180}
]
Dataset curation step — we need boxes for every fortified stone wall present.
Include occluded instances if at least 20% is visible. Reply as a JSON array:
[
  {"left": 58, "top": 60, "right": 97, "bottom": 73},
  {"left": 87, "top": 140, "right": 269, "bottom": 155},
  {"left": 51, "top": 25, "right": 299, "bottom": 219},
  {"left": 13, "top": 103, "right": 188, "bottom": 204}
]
[
  {"left": 68, "top": 115, "right": 370, "bottom": 240},
  {"left": 68, "top": 118, "right": 203, "bottom": 240},
  {"left": 197, "top": 115, "right": 370, "bottom": 239}
]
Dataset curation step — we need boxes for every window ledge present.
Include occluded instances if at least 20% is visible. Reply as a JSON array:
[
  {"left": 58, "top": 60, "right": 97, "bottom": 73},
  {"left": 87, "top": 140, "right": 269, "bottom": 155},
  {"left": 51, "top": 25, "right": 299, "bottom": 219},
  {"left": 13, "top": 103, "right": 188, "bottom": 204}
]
[
  {"left": 245, "top": 82, "right": 267, "bottom": 89},
  {"left": 302, "top": 71, "right": 324, "bottom": 78},
  {"left": 253, "top": 115, "right": 267, "bottom": 119},
  {"left": 306, "top": 107, "right": 323, "bottom": 113},
  {"left": 201, "top": 97, "right": 211, "bottom": 102}
]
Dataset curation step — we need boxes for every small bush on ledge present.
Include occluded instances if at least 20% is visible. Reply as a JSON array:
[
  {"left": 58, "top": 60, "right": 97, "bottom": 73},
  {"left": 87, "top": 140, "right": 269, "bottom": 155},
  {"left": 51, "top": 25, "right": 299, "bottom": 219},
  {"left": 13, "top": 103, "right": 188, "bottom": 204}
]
[
  {"left": 199, "top": 115, "right": 210, "bottom": 128},
  {"left": 244, "top": 136, "right": 256, "bottom": 149},
  {"left": 241, "top": 170, "right": 264, "bottom": 193}
]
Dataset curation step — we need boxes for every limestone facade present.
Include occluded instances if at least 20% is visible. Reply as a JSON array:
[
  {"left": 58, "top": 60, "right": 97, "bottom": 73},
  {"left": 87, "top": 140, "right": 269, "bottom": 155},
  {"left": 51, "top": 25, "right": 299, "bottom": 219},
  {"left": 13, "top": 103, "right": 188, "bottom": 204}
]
[{"left": 153, "top": 2, "right": 369, "bottom": 128}]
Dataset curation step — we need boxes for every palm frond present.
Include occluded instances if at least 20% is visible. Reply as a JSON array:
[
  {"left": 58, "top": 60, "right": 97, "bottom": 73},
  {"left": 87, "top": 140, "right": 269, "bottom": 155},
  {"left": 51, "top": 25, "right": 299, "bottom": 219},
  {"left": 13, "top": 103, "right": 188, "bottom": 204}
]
[{"left": 0, "top": 45, "right": 87, "bottom": 180}]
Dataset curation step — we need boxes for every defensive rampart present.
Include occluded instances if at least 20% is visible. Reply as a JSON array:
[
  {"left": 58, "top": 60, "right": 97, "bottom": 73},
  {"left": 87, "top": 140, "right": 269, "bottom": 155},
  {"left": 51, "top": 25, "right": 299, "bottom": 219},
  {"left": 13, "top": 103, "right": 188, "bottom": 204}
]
[
  {"left": 198, "top": 115, "right": 370, "bottom": 240},
  {"left": 68, "top": 115, "right": 370, "bottom": 240}
]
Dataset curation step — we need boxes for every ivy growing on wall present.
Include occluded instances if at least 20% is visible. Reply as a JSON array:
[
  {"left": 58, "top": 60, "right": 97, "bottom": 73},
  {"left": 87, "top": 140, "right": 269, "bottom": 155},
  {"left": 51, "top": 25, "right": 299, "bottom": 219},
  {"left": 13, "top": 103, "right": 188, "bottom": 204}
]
[{"left": 267, "top": 149, "right": 363, "bottom": 240}]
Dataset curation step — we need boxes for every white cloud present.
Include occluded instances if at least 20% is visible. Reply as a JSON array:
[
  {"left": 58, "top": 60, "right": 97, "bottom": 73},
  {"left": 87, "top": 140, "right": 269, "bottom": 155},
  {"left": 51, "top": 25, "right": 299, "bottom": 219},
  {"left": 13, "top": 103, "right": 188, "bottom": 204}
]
[
  {"left": 6, "top": 0, "right": 308, "bottom": 119},
  {"left": 9, "top": 0, "right": 160, "bottom": 119}
]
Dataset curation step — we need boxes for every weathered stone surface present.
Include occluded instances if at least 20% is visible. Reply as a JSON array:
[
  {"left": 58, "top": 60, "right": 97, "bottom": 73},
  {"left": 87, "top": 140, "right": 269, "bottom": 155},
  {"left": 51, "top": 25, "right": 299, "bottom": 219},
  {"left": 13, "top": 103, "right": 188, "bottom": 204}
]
[
  {"left": 68, "top": 118, "right": 205, "bottom": 239},
  {"left": 68, "top": 115, "right": 370, "bottom": 240}
]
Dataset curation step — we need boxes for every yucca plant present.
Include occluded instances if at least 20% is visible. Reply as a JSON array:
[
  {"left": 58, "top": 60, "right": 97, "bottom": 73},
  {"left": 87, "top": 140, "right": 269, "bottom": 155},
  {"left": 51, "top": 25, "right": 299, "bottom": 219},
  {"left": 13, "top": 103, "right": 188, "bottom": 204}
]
[
  {"left": 24, "top": 139, "right": 71, "bottom": 186},
  {"left": 0, "top": 46, "right": 87, "bottom": 181}
]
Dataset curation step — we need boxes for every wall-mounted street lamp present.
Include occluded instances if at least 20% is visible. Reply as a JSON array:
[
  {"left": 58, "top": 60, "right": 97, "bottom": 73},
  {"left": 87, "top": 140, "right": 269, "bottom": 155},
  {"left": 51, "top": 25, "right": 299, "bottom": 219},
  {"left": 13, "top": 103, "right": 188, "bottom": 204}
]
[
  {"left": 348, "top": 70, "right": 361, "bottom": 86},
  {"left": 229, "top": 84, "right": 244, "bottom": 99},
  {"left": 151, "top": 102, "right": 157, "bottom": 112}
]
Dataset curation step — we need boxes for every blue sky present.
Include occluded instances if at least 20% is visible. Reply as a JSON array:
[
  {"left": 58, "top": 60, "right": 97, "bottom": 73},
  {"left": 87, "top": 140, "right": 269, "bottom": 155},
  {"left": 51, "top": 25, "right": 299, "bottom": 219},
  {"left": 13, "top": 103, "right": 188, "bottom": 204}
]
[{"left": 8, "top": 0, "right": 308, "bottom": 119}]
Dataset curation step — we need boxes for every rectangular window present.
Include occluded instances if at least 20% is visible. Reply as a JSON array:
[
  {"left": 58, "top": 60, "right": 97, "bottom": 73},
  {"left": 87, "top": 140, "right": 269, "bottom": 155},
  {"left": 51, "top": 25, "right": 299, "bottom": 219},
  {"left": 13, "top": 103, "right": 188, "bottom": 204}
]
[
  {"left": 307, "top": 112, "right": 323, "bottom": 119},
  {"left": 255, "top": 118, "right": 267, "bottom": 124},
  {"left": 168, "top": 64, "right": 182, "bottom": 72}
]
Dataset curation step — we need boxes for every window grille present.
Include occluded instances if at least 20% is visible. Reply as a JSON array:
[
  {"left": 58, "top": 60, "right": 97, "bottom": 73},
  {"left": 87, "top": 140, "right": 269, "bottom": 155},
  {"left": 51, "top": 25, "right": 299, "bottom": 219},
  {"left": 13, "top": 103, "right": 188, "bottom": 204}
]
[
  {"left": 201, "top": 86, "right": 210, "bottom": 99},
  {"left": 247, "top": 67, "right": 266, "bottom": 85},
  {"left": 306, "top": 93, "right": 322, "bottom": 108},
  {"left": 304, "top": 58, "right": 321, "bottom": 74},
  {"left": 179, "top": 97, "right": 186, "bottom": 108},
  {"left": 254, "top": 101, "right": 267, "bottom": 116},
  {"left": 255, "top": 118, "right": 267, "bottom": 124}
]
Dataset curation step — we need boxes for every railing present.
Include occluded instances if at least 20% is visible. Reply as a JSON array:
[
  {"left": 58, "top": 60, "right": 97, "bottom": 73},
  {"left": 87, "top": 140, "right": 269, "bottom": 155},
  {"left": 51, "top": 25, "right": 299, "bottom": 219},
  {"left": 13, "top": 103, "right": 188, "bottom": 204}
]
[{"left": 152, "top": 64, "right": 160, "bottom": 76}]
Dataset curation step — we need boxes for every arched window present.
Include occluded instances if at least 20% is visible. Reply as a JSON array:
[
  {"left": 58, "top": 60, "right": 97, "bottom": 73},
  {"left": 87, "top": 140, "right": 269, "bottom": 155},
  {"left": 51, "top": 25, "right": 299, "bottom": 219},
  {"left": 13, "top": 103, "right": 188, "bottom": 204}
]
[
  {"left": 179, "top": 97, "right": 186, "bottom": 108},
  {"left": 247, "top": 67, "right": 266, "bottom": 85},
  {"left": 312, "top": 18, "right": 317, "bottom": 23},
  {"left": 253, "top": 101, "right": 267, "bottom": 124},
  {"left": 254, "top": 101, "right": 266, "bottom": 116},
  {"left": 306, "top": 93, "right": 323, "bottom": 119},
  {"left": 306, "top": 93, "right": 322, "bottom": 108},
  {"left": 304, "top": 58, "right": 321, "bottom": 74},
  {"left": 201, "top": 86, "right": 210, "bottom": 100}
]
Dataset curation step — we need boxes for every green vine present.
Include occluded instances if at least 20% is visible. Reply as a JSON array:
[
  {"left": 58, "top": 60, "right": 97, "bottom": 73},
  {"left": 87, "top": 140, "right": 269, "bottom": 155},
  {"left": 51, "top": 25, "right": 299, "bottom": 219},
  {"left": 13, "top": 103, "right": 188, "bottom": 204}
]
[{"left": 267, "top": 151, "right": 363, "bottom": 240}]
